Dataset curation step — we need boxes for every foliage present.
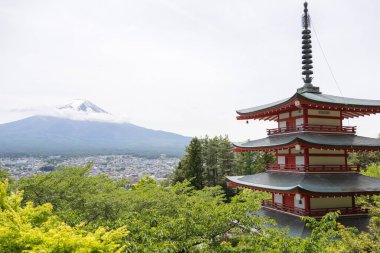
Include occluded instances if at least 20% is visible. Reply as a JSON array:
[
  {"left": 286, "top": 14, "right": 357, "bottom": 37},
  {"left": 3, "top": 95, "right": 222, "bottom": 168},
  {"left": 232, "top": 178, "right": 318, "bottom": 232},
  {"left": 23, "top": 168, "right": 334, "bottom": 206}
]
[
  {"left": 15, "top": 166, "right": 271, "bottom": 252},
  {"left": 300, "top": 212, "right": 340, "bottom": 253},
  {"left": 333, "top": 200, "right": 380, "bottom": 253},
  {"left": 11, "top": 163, "right": 380, "bottom": 252},
  {"left": 361, "top": 163, "right": 380, "bottom": 178},
  {"left": 16, "top": 164, "right": 130, "bottom": 228},
  {"left": 205, "top": 211, "right": 344, "bottom": 252},
  {"left": 0, "top": 165, "right": 13, "bottom": 185},
  {"left": 172, "top": 136, "right": 275, "bottom": 193},
  {"left": 0, "top": 180, "right": 128, "bottom": 253},
  {"left": 124, "top": 181, "right": 269, "bottom": 252},
  {"left": 349, "top": 151, "right": 380, "bottom": 168}
]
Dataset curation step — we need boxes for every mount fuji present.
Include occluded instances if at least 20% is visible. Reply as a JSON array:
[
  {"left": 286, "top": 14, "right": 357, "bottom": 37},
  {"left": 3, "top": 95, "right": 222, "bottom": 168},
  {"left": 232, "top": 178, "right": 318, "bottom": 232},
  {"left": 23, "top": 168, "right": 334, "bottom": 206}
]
[
  {"left": 58, "top": 99, "right": 110, "bottom": 114},
  {"left": 0, "top": 100, "right": 191, "bottom": 157}
]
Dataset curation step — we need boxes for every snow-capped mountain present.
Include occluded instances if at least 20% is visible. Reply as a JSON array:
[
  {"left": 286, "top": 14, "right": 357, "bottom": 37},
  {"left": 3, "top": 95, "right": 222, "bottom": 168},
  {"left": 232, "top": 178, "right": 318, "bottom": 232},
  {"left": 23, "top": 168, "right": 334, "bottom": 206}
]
[
  {"left": 52, "top": 99, "right": 125, "bottom": 123},
  {"left": 58, "top": 99, "right": 110, "bottom": 114},
  {"left": 0, "top": 99, "right": 191, "bottom": 157}
]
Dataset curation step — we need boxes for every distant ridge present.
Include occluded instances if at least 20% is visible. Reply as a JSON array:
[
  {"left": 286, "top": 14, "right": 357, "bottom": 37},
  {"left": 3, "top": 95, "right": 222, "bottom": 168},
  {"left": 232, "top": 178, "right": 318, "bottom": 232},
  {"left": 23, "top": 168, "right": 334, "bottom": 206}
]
[{"left": 0, "top": 100, "right": 191, "bottom": 157}]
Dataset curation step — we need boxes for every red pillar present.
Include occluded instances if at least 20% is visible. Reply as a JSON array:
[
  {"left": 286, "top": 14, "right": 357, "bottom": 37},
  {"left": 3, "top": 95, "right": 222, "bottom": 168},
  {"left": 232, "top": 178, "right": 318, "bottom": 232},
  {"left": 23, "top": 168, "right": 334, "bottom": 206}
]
[
  {"left": 344, "top": 150, "right": 348, "bottom": 164},
  {"left": 303, "top": 107, "right": 308, "bottom": 125},
  {"left": 304, "top": 148, "right": 309, "bottom": 166},
  {"left": 305, "top": 195, "right": 311, "bottom": 215}
]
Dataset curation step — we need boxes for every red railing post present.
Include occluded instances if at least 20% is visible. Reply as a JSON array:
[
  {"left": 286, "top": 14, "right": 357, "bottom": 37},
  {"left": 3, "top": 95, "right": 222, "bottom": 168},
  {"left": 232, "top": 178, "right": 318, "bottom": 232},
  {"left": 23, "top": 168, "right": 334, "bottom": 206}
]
[{"left": 267, "top": 124, "right": 356, "bottom": 136}]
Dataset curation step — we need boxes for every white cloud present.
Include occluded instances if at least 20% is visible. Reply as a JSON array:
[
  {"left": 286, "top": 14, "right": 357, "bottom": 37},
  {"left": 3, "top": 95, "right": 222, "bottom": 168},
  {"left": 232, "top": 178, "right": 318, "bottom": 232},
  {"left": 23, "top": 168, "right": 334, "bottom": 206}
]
[{"left": 0, "top": 0, "right": 379, "bottom": 140}]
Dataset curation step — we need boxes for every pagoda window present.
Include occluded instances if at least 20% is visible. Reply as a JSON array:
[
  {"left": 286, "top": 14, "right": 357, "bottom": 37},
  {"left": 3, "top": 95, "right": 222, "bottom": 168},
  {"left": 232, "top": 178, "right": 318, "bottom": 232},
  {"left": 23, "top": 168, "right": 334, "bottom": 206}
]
[
  {"left": 277, "top": 156, "right": 285, "bottom": 165},
  {"left": 310, "top": 197, "right": 352, "bottom": 209},
  {"left": 295, "top": 117, "right": 304, "bottom": 127},
  {"left": 274, "top": 193, "right": 283, "bottom": 204},
  {"left": 296, "top": 155, "right": 305, "bottom": 166},
  {"left": 279, "top": 121, "right": 287, "bottom": 129},
  {"left": 294, "top": 194, "right": 305, "bottom": 209}
]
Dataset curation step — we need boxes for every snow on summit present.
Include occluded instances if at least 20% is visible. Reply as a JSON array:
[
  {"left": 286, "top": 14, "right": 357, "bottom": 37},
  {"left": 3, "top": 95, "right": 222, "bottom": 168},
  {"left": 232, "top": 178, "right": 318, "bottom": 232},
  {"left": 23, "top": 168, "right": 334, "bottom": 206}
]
[
  {"left": 51, "top": 99, "right": 129, "bottom": 123},
  {"left": 58, "top": 99, "right": 110, "bottom": 114},
  {"left": 6, "top": 99, "right": 130, "bottom": 124}
]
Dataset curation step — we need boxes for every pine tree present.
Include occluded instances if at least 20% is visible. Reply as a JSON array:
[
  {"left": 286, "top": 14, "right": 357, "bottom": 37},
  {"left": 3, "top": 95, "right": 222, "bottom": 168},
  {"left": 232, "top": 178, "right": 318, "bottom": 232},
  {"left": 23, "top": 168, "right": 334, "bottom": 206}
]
[
  {"left": 216, "top": 136, "right": 235, "bottom": 185},
  {"left": 203, "top": 136, "right": 219, "bottom": 187},
  {"left": 236, "top": 152, "right": 256, "bottom": 175},
  {"left": 173, "top": 137, "right": 204, "bottom": 189}
]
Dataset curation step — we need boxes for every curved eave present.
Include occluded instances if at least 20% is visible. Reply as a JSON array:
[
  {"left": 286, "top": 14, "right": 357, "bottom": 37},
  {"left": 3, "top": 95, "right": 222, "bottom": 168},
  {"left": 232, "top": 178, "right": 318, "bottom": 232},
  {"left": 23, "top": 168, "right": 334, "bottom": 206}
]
[
  {"left": 227, "top": 173, "right": 380, "bottom": 195},
  {"left": 227, "top": 176, "right": 302, "bottom": 192},
  {"left": 300, "top": 93, "right": 380, "bottom": 119},
  {"left": 227, "top": 180, "right": 380, "bottom": 196},
  {"left": 236, "top": 92, "right": 380, "bottom": 121},
  {"left": 236, "top": 94, "right": 298, "bottom": 121},
  {"left": 233, "top": 134, "right": 380, "bottom": 152}
]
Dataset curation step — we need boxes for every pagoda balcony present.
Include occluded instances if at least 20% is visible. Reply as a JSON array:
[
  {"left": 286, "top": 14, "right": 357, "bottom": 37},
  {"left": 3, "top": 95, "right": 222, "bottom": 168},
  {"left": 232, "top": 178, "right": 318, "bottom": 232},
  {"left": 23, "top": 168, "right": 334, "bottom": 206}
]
[
  {"left": 266, "top": 164, "right": 360, "bottom": 173},
  {"left": 267, "top": 124, "right": 357, "bottom": 136},
  {"left": 262, "top": 200, "right": 369, "bottom": 217}
]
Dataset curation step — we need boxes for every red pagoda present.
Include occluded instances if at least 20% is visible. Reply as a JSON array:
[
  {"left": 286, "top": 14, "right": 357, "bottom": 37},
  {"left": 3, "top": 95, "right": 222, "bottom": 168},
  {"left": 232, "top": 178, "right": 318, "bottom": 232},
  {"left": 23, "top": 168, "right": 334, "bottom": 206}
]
[{"left": 227, "top": 2, "right": 380, "bottom": 218}]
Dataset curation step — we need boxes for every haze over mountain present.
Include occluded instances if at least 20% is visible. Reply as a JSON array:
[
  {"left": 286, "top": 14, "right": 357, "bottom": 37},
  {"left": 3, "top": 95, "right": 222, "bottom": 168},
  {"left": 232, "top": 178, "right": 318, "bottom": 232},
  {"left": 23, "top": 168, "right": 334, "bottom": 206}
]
[{"left": 0, "top": 100, "right": 191, "bottom": 157}]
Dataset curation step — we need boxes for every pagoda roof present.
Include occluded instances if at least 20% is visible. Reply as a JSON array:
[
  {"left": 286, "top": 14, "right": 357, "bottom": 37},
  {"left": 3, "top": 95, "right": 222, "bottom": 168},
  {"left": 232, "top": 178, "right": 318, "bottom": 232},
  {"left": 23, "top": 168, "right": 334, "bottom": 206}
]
[
  {"left": 227, "top": 172, "right": 380, "bottom": 195},
  {"left": 237, "top": 91, "right": 380, "bottom": 121},
  {"left": 234, "top": 133, "right": 380, "bottom": 152}
]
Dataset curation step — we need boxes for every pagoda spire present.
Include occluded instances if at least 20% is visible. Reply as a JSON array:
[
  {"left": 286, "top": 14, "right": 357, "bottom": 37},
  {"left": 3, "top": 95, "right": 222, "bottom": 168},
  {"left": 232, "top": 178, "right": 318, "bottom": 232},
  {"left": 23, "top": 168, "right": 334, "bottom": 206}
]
[
  {"left": 302, "top": 1, "right": 313, "bottom": 85},
  {"left": 297, "top": 1, "right": 320, "bottom": 94}
]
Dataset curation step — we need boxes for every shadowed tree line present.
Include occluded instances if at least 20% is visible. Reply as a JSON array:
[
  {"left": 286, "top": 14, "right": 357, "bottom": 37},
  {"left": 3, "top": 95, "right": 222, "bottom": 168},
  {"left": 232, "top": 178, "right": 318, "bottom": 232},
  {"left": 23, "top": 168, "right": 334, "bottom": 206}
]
[
  {"left": 0, "top": 162, "right": 379, "bottom": 252},
  {"left": 172, "top": 136, "right": 275, "bottom": 196}
]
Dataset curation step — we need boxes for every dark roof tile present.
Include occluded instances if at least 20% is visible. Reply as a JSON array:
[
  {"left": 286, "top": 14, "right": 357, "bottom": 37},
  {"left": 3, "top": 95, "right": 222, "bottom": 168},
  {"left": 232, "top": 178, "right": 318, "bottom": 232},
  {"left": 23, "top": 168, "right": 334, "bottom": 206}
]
[{"left": 227, "top": 172, "right": 380, "bottom": 194}]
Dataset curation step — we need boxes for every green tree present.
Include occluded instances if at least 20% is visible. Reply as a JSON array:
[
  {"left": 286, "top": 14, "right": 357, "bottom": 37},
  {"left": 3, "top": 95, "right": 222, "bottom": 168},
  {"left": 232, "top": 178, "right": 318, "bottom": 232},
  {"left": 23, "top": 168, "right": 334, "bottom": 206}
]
[
  {"left": 16, "top": 164, "right": 130, "bottom": 228},
  {"left": 0, "top": 165, "right": 13, "bottom": 185},
  {"left": 235, "top": 152, "right": 256, "bottom": 175},
  {"left": 123, "top": 180, "right": 269, "bottom": 252},
  {"left": 202, "top": 136, "right": 218, "bottom": 187},
  {"left": 0, "top": 180, "right": 128, "bottom": 252},
  {"left": 174, "top": 136, "right": 275, "bottom": 195},
  {"left": 361, "top": 163, "right": 380, "bottom": 178},
  {"left": 235, "top": 151, "right": 275, "bottom": 175},
  {"left": 173, "top": 137, "right": 204, "bottom": 189},
  {"left": 252, "top": 152, "right": 276, "bottom": 173}
]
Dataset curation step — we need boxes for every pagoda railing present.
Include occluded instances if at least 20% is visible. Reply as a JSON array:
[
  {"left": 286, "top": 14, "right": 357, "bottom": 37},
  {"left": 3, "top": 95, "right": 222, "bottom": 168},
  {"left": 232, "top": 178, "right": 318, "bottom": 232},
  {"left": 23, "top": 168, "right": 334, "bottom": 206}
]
[
  {"left": 267, "top": 124, "right": 356, "bottom": 135},
  {"left": 266, "top": 164, "right": 360, "bottom": 173},
  {"left": 262, "top": 200, "right": 368, "bottom": 217}
]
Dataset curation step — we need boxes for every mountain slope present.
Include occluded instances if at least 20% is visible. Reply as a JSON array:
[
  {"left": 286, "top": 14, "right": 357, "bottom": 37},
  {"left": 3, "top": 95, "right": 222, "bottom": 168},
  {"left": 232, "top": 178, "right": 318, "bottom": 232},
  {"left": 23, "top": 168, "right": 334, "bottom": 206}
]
[{"left": 0, "top": 116, "right": 191, "bottom": 157}]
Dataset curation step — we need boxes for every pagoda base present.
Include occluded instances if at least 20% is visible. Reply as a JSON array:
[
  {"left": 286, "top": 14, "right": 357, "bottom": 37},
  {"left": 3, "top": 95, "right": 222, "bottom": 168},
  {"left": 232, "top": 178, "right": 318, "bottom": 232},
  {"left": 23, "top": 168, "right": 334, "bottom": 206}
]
[
  {"left": 262, "top": 199, "right": 369, "bottom": 218},
  {"left": 257, "top": 207, "right": 370, "bottom": 237}
]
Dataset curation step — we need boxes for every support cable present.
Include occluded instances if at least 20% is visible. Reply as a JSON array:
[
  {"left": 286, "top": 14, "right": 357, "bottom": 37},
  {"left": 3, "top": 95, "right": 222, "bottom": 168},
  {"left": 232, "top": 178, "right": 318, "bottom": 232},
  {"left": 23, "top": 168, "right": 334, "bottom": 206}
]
[{"left": 308, "top": 1, "right": 350, "bottom": 124}]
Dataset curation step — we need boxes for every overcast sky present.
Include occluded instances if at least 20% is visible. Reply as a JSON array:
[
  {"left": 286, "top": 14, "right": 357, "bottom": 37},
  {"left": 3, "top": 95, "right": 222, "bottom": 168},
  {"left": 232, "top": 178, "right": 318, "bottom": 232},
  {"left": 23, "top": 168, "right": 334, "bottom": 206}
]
[{"left": 0, "top": 0, "right": 379, "bottom": 141}]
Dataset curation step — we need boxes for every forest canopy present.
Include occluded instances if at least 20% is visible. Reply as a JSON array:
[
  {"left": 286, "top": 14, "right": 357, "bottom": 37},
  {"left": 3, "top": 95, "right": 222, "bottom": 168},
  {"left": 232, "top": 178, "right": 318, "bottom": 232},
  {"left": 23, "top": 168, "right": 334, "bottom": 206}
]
[
  {"left": 0, "top": 162, "right": 378, "bottom": 252},
  {"left": 1, "top": 136, "right": 380, "bottom": 252}
]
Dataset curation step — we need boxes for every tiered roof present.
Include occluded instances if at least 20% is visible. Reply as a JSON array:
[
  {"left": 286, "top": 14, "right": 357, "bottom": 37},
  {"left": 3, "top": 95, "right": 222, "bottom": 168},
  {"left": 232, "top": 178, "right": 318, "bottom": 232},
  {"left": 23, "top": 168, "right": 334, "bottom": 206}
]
[
  {"left": 234, "top": 133, "right": 380, "bottom": 152},
  {"left": 227, "top": 172, "right": 380, "bottom": 195},
  {"left": 236, "top": 92, "right": 380, "bottom": 121},
  {"left": 227, "top": 1, "right": 380, "bottom": 197}
]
